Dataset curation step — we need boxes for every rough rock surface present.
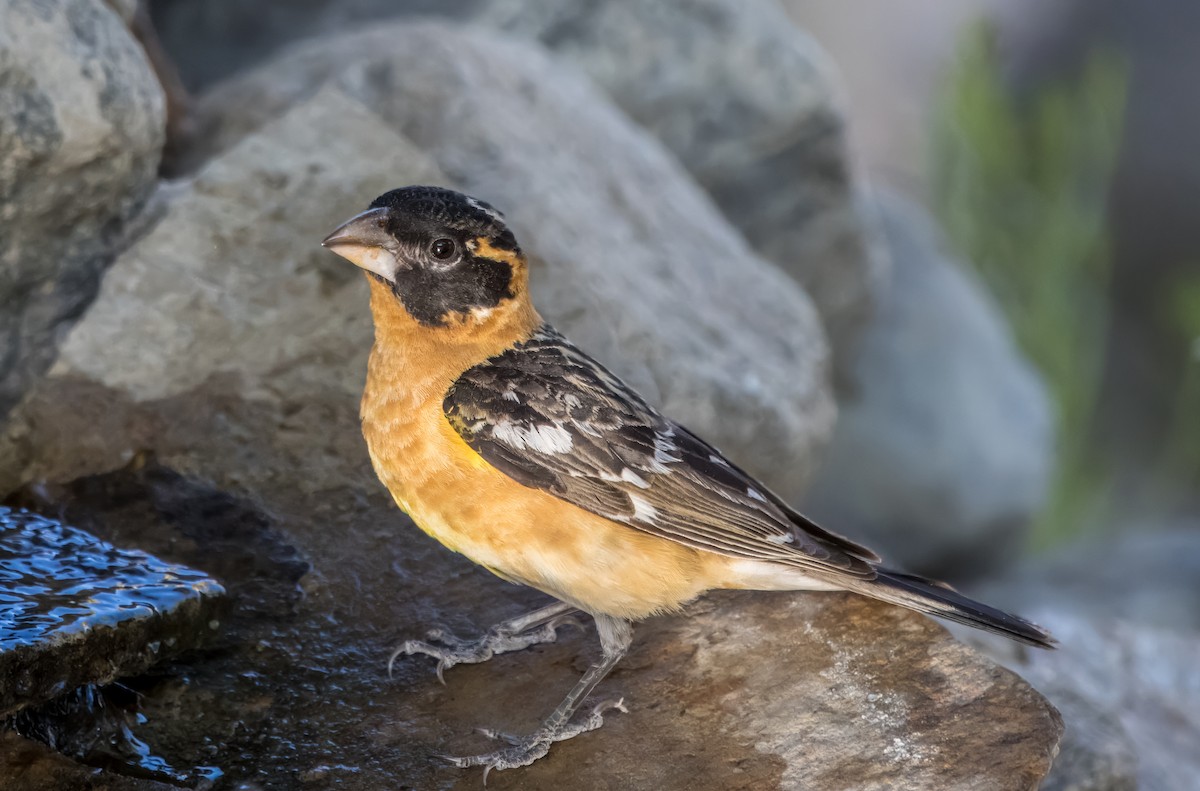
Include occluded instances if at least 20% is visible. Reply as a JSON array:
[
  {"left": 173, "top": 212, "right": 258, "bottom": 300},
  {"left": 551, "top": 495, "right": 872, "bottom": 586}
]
[
  {"left": 0, "top": 507, "right": 224, "bottom": 719},
  {"left": 802, "top": 191, "right": 1055, "bottom": 576},
  {"left": 182, "top": 22, "right": 837, "bottom": 497},
  {"left": 0, "top": 0, "right": 164, "bottom": 420},
  {"left": 0, "top": 61, "right": 1061, "bottom": 788},
  {"left": 474, "top": 0, "right": 884, "bottom": 363}
]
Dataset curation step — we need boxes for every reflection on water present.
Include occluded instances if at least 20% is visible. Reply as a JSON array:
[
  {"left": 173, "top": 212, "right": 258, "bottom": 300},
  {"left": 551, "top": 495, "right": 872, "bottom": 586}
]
[
  {"left": 7, "top": 683, "right": 225, "bottom": 787},
  {"left": 0, "top": 507, "right": 223, "bottom": 651}
]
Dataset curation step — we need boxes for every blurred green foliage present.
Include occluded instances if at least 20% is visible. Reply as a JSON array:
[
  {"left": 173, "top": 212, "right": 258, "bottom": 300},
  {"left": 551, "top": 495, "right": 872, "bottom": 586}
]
[
  {"left": 929, "top": 23, "right": 1128, "bottom": 548},
  {"left": 1158, "top": 273, "right": 1200, "bottom": 492}
]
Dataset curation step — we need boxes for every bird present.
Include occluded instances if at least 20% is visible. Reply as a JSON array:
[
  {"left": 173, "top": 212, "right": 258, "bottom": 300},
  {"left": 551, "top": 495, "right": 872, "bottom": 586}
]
[{"left": 321, "top": 185, "right": 1054, "bottom": 777}]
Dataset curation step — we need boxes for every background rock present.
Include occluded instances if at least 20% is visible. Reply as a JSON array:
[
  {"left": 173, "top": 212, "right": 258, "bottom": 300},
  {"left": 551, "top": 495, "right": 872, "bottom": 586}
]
[
  {"left": 151, "top": 0, "right": 881, "bottom": 367},
  {"left": 955, "top": 526, "right": 1200, "bottom": 790},
  {"left": 0, "top": 0, "right": 164, "bottom": 421},
  {"left": 147, "top": 0, "right": 479, "bottom": 89},
  {"left": 965, "top": 611, "right": 1198, "bottom": 791},
  {"left": 801, "top": 191, "right": 1055, "bottom": 577},
  {"left": 977, "top": 527, "right": 1200, "bottom": 631},
  {"left": 1033, "top": 684, "right": 1138, "bottom": 791},
  {"left": 183, "top": 22, "right": 836, "bottom": 497},
  {"left": 475, "top": 0, "right": 884, "bottom": 365},
  {"left": 0, "top": 37, "right": 1061, "bottom": 788}
]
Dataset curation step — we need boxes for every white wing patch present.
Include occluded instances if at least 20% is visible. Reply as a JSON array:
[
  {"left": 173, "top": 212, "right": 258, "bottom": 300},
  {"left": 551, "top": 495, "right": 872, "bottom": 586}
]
[
  {"left": 620, "top": 468, "right": 650, "bottom": 488},
  {"left": 648, "top": 427, "right": 681, "bottom": 473},
  {"left": 629, "top": 494, "right": 659, "bottom": 523},
  {"left": 492, "top": 421, "right": 574, "bottom": 454}
]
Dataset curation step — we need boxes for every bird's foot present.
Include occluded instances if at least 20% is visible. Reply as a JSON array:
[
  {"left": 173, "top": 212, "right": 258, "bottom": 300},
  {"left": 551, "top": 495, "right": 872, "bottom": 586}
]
[
  {"left": 389, "top": 614, "right": 582, "bottom": 683},
  {"left": 443, "top": 698, "right": 627, "bottom": 781}
]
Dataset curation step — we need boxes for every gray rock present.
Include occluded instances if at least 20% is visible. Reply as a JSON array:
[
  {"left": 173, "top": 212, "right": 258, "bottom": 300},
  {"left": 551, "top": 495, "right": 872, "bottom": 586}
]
[
  {"left": 0, "top": 0, "right": 165, "bottom": 421},
  {"left": 147, "top": 0, "right": 480, "bottom": 89},
  {"left": 802, "top": 191, "right": 1055, "bottom": 576},
  {"left": 184, "top": 22, "right": 836, "bottom": 497},
  {"left": 962, "top": 528, "right": 1200, "bottom": 790},
  {"left": 0, "top": 56, "right": 1061, "bottom": 790},
  {"left": 968, "top": 611, "right": 1199, "bottom": 791},
  {"left": 474, "top": 0, "right": 883, "bottom": 366},
  {"left": 1034, "top": 685, "right": 1138, "bottom": 791},
  {"left": 0, "top": 508, "right": 224, "bottom": 719}
]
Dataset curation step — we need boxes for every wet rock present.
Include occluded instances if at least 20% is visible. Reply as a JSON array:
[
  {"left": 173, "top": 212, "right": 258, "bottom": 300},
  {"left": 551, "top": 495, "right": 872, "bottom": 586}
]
[
  {"left": 0, "top": 508, "right": 224, "bottom": 719},
  {"left": 0, "top": 0, "right": 164, "bottom": 421},
  {"left": 802, "top": 191, "right": 1054, "bottom": 576},
  {"left": 172, "top": 22, "right": 836, "bottom": 497},
  {"left": 473, "top": 0, "right": 884, "bottom": 364},
  {"left": 0, "top": 28, "right": 1061, "bottom": 791},
  {"left": 0, "top": 730, "right": 177, "bottom": 791}
]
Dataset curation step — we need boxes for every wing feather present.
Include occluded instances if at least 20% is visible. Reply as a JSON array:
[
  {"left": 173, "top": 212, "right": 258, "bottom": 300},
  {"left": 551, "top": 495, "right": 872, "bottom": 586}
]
[{"left": 444, "top": 324, "right": 875, "bottom": 578}]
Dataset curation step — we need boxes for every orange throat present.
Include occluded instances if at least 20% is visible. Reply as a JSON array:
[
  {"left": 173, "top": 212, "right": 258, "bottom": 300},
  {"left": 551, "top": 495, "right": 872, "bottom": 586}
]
[{"left": 360, "top": 273, "right": 541, "bottom": 417}]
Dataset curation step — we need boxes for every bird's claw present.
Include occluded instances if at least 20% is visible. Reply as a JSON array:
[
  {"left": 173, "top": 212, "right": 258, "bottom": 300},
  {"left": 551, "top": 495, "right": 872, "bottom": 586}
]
[
  {"left": 444, "top": 698, "right": 627, "bottom": 782},
  {"left": 388, "top": 617, "right": 582, "bottom": 682}
]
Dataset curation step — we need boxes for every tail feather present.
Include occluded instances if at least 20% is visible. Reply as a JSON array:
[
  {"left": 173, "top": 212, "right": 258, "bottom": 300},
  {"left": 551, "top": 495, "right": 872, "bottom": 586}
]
[{"left": 857, "top": 568, "right": 1056, "bottom": 649}]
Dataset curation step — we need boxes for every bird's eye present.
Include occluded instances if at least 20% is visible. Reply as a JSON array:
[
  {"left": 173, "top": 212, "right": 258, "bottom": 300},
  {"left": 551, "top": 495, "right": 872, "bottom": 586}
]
[{"left": 430, "top": 238, "right": 456, "bottom": 260}]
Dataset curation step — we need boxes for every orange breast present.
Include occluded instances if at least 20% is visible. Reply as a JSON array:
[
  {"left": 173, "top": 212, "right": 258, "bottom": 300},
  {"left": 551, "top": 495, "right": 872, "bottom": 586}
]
[
  {"left": 357, "top": 275, "right": 718, "bottom": 619},
  {"left": 362, "top": 388, "right": 717, "bottom": 620}
]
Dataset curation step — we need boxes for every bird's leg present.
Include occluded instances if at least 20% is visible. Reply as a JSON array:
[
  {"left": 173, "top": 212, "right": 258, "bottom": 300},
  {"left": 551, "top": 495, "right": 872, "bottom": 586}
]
[
  {"left": 443, "top": 614, "right": 632, "bottom": 778},
  {"left": 391, "top": 600, "right": 581, "bottom": 682}
]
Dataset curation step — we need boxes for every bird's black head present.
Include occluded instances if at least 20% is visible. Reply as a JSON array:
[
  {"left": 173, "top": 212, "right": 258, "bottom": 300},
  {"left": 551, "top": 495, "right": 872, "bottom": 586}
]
[{"left": 322, "top": 186, "right": 524, "bottom": 327}]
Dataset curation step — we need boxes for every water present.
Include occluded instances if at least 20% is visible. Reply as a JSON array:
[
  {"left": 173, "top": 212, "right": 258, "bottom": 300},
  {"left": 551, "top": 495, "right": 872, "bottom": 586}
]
[{"left": 0, "top": 507, "right": 224, "bottom": 651}]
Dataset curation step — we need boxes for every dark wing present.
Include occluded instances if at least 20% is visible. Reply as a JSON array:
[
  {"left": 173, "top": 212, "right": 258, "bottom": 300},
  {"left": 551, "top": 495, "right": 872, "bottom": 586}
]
[{"left": 444, "top": 324, "right": 878, "bottom": 577}]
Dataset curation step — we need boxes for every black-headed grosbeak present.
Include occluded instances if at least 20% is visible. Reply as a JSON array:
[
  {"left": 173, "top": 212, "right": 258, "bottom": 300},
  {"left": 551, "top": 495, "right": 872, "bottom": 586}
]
[{"left": 321, "top": 186, "right": 1053, "bottom": 777}]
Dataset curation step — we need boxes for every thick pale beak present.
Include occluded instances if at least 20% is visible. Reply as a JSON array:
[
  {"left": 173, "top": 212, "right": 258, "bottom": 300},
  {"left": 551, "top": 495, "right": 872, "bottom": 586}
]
[{"left": 321, "top": 207, "right": 401, "bottom": 280}]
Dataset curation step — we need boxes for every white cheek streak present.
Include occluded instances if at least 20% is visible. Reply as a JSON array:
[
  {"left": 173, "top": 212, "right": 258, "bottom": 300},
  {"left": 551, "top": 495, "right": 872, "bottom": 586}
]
[
  {"left": 493, "top": 422, "right": 574, "bottom": 454},
  {"left": 629, "top": 494, "right": 658, "bottom": 523}
]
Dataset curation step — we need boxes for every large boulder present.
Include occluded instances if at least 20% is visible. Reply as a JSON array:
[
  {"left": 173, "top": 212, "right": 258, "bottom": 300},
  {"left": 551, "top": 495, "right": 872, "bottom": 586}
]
[
  {"left": 151, "top": 0, "right": 879, "bottom": 365},
  {"left": 0, "top": 29, "right": 1062, "bottom": 789},
  {"left": 802, "top": 191, "right": 1055, "bottom": 576},
  {"left": 0, "top": 0, "right": 165, "bottom": 421},
  {"left": 184, "top": 21, "right": 836, "bottom": 497},
  {"left": 474, "top": 0, "right": 884, "bottom": 364}
]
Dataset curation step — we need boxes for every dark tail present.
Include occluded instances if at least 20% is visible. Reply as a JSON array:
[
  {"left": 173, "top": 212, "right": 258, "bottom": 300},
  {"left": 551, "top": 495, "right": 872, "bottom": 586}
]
[{"left": 857, "top": 569, "right": 1056, "bottom": 649}]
